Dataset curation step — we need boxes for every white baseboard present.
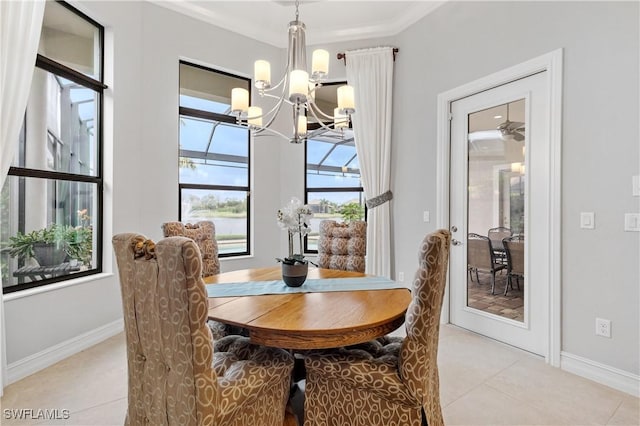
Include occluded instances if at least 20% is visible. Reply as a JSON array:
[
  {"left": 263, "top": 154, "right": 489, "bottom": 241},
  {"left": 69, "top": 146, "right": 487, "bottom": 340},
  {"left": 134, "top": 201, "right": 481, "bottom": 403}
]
[
  {"left": 561, "top": 351, "right": 640, "bottom": 397},
  {"left": 7, "top": 319, "right": 124, "bottom": 385}
]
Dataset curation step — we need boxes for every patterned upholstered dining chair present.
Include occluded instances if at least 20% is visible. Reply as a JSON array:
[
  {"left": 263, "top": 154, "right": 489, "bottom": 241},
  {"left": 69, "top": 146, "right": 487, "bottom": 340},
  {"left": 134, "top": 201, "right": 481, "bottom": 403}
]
[
  {"left": 113, "top": 233, "right": 294, "bottom": 426},
  {"left": 303, "top": 229, "right": 451, "bottom": 426},
  {"left": 162, "top": 221, "right": 220, "bottom": 277},
  {"left": 162, "top": 221, "right": 236, "bottom": 339},
  {"left": 317, "top": 220, "right": 366, "bottom": 273}
]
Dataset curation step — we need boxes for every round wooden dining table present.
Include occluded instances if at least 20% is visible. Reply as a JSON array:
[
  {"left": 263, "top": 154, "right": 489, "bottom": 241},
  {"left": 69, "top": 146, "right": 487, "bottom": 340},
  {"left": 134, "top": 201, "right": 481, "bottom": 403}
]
[{"left": 205, "top": 266, "right": 411, "bottom": 350}]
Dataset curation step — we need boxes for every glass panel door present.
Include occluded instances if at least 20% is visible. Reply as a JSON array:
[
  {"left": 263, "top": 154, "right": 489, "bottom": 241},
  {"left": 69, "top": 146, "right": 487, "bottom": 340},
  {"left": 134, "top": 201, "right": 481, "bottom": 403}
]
[
  {"left": 467, "top": 99, "right": 526, "bottom": 321},
  {"left": 449, "top": 71, "right": 548, "bottom": 356}
]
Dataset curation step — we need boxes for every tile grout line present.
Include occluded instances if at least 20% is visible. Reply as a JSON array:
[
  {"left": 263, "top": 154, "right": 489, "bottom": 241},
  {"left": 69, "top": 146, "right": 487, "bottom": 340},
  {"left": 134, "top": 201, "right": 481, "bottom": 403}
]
[
  {"left": 603, "top": 399, "right": 624, "bottom": 426},
  {"left": 46, "top": 395, "right": 128, "bottom": 426},
  {"left": 441, "top": 351, "right": 523, "bottom": 410},
  {"left": 69, "top": 396, "right": 127, "bottom": 415}
]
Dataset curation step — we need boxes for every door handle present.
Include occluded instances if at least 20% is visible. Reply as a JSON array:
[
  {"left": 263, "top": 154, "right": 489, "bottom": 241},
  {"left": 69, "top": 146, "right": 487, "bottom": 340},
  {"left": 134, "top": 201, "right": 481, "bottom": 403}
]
[
  {"left": 451, "top": 226, "right": 458, "bottom": 232},
  {"left": 452, "top": 239, "right": 462, "bottom": 246}
]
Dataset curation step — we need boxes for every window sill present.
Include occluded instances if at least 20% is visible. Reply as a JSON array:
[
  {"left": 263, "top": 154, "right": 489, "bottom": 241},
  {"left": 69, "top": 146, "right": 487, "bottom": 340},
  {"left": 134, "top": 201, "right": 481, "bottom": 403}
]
[
  {"left": 3, "top": 272, "right": 114, "bottom": 302},
  {"left": 219, "top": 254, "right": 254, "bottom": 262}
]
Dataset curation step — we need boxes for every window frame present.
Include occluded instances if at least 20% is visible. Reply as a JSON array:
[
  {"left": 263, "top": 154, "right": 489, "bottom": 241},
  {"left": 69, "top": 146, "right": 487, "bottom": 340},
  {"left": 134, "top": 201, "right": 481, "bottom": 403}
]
[
  {"left": 3, "top": 0, "right": 105, "bottom": 294},
  {"left": 178, "top": 60, "right": 252, "bottom": 258},
  {"left": 304, "top": 82, "right": 365, "bottom": 254}
]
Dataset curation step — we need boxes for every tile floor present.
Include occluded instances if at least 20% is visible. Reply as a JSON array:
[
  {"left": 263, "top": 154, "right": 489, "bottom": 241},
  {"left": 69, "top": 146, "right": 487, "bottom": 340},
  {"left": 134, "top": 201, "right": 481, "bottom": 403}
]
[{"left": 1, "top": 325, "right": 638, "bottom": 425}]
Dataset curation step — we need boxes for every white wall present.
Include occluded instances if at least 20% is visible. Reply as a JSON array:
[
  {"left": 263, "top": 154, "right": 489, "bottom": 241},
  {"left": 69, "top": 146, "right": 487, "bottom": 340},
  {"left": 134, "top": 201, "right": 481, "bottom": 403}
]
[
  {"left": 389, "top": 1, "right": 639, "bottom": 375},
  {"left": 5, "top": 1, "right": 638, "bottom": 385}
]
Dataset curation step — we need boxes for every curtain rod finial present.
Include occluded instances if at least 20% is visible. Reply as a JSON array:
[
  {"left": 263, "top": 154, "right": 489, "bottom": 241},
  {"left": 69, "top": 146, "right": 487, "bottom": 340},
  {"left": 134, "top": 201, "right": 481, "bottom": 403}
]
[{"left": 337, "top": 48, "right": 399, "bottom": 65}]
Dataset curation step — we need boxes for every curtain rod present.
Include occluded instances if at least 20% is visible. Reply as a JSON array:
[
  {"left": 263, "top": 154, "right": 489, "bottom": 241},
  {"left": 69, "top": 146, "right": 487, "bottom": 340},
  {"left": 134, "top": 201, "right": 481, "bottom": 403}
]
[{"left": 337, "top": 48, "right": 399, "bottom": 65}]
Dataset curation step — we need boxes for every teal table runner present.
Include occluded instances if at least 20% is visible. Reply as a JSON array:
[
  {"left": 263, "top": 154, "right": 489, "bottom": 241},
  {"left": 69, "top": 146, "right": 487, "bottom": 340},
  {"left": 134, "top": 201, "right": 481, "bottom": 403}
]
[{"left": 206, "top": 276, "right": 406, "bottom": 298}]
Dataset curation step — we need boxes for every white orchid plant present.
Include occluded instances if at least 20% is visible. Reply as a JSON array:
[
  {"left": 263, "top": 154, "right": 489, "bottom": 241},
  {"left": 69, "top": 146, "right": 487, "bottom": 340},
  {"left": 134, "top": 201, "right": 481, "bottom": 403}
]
[{"left": 276, "top": 197, "right": 314, "bottom": 265}]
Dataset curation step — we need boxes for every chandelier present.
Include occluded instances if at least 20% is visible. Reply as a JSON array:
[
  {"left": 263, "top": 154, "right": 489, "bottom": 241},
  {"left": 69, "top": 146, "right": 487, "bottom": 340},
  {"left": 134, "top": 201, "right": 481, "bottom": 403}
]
[{"left": 230, "top": 0, "right": 355, "bottom": 144}]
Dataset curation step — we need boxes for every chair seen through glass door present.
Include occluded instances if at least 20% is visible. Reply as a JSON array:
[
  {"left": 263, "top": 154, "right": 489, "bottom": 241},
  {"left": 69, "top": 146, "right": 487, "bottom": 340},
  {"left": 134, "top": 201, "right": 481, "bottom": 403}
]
[{"left": 466, "top": 99, "right": 526, "bottom": 322}]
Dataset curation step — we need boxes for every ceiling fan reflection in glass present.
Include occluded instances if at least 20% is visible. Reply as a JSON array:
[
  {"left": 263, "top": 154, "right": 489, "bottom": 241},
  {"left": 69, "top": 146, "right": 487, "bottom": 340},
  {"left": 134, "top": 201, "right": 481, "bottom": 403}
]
[{"left": 468, "top": 100, "right": 525, "bottom": 142}]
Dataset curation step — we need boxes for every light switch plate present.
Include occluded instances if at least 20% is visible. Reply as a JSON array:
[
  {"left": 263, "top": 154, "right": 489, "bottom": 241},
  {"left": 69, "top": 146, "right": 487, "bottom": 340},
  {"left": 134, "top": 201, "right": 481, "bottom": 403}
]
[
  {"left": 580, "top": 212, "right": 595, "bottom": 229},
  {"left": 633, "top": 175, "right": 640, "bottom": 196},
  {"left": 624, "top": 213, "right": 640, "bottom": 232},
  {"left": 423, "top": 211, "right": 430, "bottom": 222}
]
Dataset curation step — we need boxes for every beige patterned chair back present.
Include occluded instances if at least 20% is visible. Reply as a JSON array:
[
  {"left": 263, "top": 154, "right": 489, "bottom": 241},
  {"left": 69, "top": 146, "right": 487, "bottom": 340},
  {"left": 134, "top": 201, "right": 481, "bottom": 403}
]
[
  {"left": 303, "top": 229, "right": 451, "bottom": 426},
  {"left": 317, "top": 220, "right": 366, "bottom": 272},
  {"left": 112, "top": 233, "right": 216, "bottom": 426},
  {"left": 162, "top": 221, "right": 220, "bottom": 277},
  {"left": 400, "top": 229, "right": 451, "bottom": 426}
]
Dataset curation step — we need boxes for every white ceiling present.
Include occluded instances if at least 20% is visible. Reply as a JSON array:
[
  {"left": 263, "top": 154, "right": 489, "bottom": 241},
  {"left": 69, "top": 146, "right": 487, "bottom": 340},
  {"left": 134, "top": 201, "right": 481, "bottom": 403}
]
[{"left": 149, "top": 0, "right": 446, "bottom": 47}]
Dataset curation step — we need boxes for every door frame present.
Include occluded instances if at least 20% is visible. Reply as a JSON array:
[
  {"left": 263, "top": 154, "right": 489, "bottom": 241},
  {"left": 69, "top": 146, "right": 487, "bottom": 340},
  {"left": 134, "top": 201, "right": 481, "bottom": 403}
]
[{"left": 436, "top": 49, "right": 563, "bottom": 366}]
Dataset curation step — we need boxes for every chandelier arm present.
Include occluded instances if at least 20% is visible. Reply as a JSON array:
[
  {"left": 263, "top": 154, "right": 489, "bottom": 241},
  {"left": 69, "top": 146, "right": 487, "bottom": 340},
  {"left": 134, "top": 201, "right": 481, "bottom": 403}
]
[
  {"left": 308, "top": 100, "right": 336, "bottom": 120},
  {"left": 262, "top": 92, "right": 295, "bottom": 106},
  {"left": 250, "top": 125, "right": 291, "bottom": 141},
  {"left": 262, "top": 72, "right": 288, "bottom": 93},
  {"left": 251, "top": 95, "right": 287, "bottom": 122},
  {"left": 239, "top": 91, "right": 288, "bottom": 127},
  {"left": 261, "top": 46, "right": 291, "bottom": 94},
  {"left": 307, "top": 126, "right": 335, "bottom": 139},
  {"left": 307, "top": 104, "right": 341, "bottom": 133},
  {"left": 251, "top": 66, "right": 291, "bottom": 126},
  {"left": 259, "top": 95, "right": 289, "bottom": 130}
]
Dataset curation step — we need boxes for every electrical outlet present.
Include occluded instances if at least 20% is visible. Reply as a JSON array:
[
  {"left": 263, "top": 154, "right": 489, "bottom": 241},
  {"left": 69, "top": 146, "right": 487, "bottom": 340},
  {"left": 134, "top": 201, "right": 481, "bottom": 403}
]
[
  {"left": 398, "top": 272, "right": 404, "bottom": 282},
  {"left": 595, "top": 318, "right": 611, "bottom": 338}
]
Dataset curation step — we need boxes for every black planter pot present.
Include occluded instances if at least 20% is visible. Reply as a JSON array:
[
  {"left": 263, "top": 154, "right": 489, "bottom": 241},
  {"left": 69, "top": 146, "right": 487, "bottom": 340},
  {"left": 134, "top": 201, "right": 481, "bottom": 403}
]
[
  {"left": 33, "top": 242, "right": 68, "bottom": 266},
  {"left": 281, "top": 262, "right": 308, "bottom": 287}
]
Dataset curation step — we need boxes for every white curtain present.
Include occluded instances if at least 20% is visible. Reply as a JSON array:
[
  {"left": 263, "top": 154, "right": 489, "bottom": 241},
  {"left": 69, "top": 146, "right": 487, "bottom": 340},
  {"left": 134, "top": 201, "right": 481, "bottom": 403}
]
[
  {"left": 345, "top": 47, "right": 394, "bottom": 278},
  {"left": 0, "top": 0, "right": 45, "bottom": 395}
]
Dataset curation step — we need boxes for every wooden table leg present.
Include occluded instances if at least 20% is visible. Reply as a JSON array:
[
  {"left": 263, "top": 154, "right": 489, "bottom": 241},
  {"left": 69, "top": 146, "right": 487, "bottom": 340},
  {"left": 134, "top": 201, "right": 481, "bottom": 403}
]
[{"left": 284, "top": 403, "right": 299, "bottom": 426}]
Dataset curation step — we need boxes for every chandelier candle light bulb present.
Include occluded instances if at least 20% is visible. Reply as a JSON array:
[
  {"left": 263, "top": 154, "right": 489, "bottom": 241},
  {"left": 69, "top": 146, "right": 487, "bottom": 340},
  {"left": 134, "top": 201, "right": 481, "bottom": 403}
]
[
  {"left": 254, "top": 60, "right": 271, "bottom": 90},
  {"left": 334, "top": 107, "right": 348, "bottom": 129},
  {"left": 311, "top": 49, "right": 329, "bottom": 79},
  {"left": 297, "top": 115, "right": 307, "bottom": 138},
  {"left": 289, "top": 69, "right": 309, "bottom": 102},
  {"left": 337, "top": 85, "right": 355, "bottom": 113},
  {"left": 248, "top": 106, "right": 263, "bottom": 127},
  {"left": 231, "top": 88, "right": 249, "bottom": 112}
]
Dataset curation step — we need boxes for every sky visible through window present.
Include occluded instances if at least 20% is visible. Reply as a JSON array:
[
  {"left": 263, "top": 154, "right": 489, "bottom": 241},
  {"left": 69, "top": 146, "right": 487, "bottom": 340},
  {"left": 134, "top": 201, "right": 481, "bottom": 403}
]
[
  {"left": 179, "top": 94, "right": 361, "bottom": 204},
  {"left": 307, "top": 138, "right": 361, "bottom": 204},
  {"left": 179, "top": 95, "right": 248, "bottom": 198}
]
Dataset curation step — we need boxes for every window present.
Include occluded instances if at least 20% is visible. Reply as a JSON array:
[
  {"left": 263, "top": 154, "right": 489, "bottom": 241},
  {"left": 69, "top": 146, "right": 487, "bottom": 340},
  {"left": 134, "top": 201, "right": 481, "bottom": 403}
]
[
  {"left": 305, "top": 83, "right": 365, "bottom": 252},
  {"left": 1, "top": 1, "right": 104, "bottom": 293},
  {"left": 179, "top": 62, "right": 251, "bottom": 257}
]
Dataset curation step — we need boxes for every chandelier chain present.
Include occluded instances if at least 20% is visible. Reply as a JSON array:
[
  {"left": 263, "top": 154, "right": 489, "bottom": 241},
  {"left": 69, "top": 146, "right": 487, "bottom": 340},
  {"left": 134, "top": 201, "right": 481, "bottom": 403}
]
[{"left": 295, "top": 0, "right": 300, "bottom": 21}]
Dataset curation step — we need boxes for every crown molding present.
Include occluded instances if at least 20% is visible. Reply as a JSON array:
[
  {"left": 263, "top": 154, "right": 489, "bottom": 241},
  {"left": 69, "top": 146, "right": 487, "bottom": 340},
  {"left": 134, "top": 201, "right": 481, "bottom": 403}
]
[{"left": 148, "top": 1, "right": 447, "bottom": 48}]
